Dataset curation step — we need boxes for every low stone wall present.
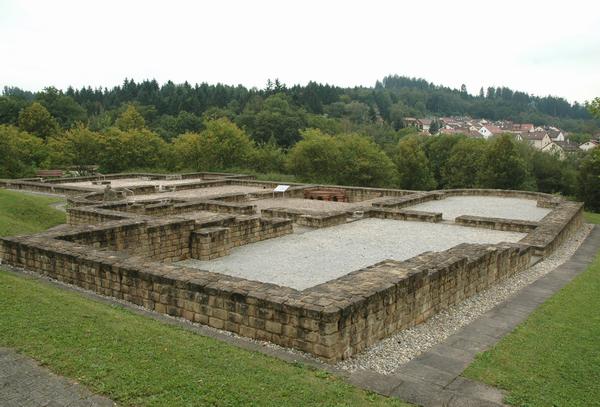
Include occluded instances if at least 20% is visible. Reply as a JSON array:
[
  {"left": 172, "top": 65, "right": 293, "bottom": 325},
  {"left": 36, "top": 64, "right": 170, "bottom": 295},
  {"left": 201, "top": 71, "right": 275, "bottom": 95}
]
[
  {"left": 439, "top": 188, "right": 562, "bottom": 204},
  {"left": 261, "top": 208, "right": 348, "bottom": 228},
  {"left": 520, "top": 202, "right": 584, "bottom": 256},
  {"left": 67, "top": 199, "right": 257, "bottom": 226},
  {"left": 0, "top": 235, "right": 531, "bottom": 362},
  {"left": 372, "top": 192, "right": 444, "bottom": 209},
  {"left": 49, "top": 218, "right": 196, "bottom": 262},
  {"left": 455, "top": 215, "right": 539, "bottom": 233},
  {"left": 191, "top": 217, "right": 293, "bottom": 260},
  {"left": 67, "top": 206, "right": 141, "bottom": 225},
  {"left": 365, "top": 208, "right": 443, "bottom": 223},
  {"left": 0, "top": 180, "right": 93, "bottom": 196}
]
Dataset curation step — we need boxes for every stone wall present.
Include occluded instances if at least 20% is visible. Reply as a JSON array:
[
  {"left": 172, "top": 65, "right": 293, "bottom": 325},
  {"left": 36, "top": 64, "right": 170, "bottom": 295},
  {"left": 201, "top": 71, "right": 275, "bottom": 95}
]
[
  {"left": 49, "top": 218, "right": 196, "bottom": 262},
  {"left": 191, "top": 217, "right": 293, "bottom": 260},
  {"left": 520, "top": 201, "right": 584, "bottom": 256},
  {"left": 0, "top": 174, "right": 586, "bottom": 362},
  {"left": 261, "top": 208, "right": 348, "bottom": 228},
  {"left": 455, "top": 215, "right": 539, "bottom": 233},
  {"left": 0, "top": 234, "right": 531, "bottom": 362},
  {"left": 365, "top": 208, "right": 443, "bottom": 223},
  {"left": 372, "top": 192, "right": 444, "bottom": 209}
]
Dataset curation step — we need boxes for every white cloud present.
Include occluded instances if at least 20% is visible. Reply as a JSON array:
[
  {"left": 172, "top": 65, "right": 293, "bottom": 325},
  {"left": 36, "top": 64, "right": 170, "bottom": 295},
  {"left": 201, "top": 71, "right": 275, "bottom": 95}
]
[{"left": 1, "top": 0, "right": 599, "bottom": 103}]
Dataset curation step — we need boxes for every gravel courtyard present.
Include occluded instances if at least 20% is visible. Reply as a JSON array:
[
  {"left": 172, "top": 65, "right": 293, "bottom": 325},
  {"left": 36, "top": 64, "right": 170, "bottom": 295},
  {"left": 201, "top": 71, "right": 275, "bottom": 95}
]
[
  {"left": 406, "top": 196, "right": 551, "bottom": 221},
  {"left": 178, "top": 218, "right": 526, "bottom": 290}
]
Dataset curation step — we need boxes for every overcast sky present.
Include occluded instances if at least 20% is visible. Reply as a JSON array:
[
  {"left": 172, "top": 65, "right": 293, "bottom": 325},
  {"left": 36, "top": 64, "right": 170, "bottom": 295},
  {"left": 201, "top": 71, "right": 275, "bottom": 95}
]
[{"left": 1, "top": 0, "right": 599, "bottom": 103}]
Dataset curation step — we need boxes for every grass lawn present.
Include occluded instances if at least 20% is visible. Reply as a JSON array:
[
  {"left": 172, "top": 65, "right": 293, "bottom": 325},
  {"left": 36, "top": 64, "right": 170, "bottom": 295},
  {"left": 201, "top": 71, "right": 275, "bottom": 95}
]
[
  {"left": 464, "top": 251, "right": 600, "bottom": 406},
  {"left": 585, "top": 211, "right": 600, "bottom": 224},
  {"left": 0, "top": 189, "right": 408, "bottom": 406},
  {"left": 0, "top": 188, "right": 66, "bottom": 236}
]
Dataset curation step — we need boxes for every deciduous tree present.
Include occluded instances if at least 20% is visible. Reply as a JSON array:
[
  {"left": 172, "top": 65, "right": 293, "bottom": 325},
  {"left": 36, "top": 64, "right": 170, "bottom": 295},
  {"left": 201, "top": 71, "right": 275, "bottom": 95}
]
[
  {"left": 577, "top": 148, "right": 600, "bottom": 211},
  {"left": 479, "top": 135, "right": 528, "bottom": 189},
  {"left": 393, "top": 136, "right": 436, "bottom": 190},
  {"left": 18, "top": 102, "right": 60, "bottom": 139}
]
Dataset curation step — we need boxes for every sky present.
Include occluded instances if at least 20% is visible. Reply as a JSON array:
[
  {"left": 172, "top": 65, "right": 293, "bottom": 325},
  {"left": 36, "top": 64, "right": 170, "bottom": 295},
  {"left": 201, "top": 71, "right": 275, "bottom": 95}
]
[{"left": 1, "top": 0, "right": 599, "bottom": 104}]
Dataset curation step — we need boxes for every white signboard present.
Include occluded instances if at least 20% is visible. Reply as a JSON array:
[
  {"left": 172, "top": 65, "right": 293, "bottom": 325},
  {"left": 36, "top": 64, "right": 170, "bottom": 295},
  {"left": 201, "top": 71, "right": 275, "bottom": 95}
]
[{"left": 273, "top": 185, "right": 290, "bottom": 192}]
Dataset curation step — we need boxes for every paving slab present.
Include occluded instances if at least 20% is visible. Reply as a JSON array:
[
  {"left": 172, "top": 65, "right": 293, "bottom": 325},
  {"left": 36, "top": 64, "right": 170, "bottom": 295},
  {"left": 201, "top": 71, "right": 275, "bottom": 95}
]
[{"left": 0, "top": 348, "right": 115, "bottom": 407}]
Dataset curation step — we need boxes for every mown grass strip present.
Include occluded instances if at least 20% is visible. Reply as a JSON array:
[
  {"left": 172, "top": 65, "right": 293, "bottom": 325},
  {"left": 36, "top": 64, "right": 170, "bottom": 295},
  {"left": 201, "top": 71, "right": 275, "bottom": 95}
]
[{"left": 464, "top": 250, "right": 600, "bottom": 406}]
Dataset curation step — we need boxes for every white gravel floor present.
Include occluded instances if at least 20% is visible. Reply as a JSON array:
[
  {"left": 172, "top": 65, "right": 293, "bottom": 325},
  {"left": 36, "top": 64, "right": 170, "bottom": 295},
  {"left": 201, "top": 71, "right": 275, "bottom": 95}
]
[
  {"left": 406, "top": 196, "right": 551, "bottom": 221},
  {"left": 178, "top": 218, "right": 525, "bottom": 290},
  {"left": 336, "top": 223, "right": 593, "bottom": 374}
]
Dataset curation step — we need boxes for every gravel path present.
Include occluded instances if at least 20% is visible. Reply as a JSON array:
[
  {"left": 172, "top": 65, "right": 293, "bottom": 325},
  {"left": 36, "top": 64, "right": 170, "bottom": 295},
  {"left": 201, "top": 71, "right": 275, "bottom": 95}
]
[
  {"left": 406, "top": 196, "right": 551, "bottom": 221},
  {"left": 0, "top": 347, "right": 115, "bottom": 407},
  {"left": 336, "top": 224, "right": 593, "bottom": 374},
  {"left": 178, "top": 218, "right": 525, "bottom": 290}
]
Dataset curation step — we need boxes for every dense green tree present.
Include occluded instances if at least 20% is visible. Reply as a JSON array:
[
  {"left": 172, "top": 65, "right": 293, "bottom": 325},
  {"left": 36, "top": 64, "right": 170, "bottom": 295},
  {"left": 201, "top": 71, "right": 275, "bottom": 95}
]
[
  {"left": 237, "top": 94, "right": 307, "bottom": 147},
  {"left": 424, "top": 135, "right": 462, "bottom": 187},
  {"left": 531, "top": 151, "right": 565, "bottom": 193},
  {"left": 577, "top": 149, "right": 600, "bottom": 211},
  {"left": 479, "top": 135, "right": 529, "bottom": 189},
  {"left": 17, "top": 102, "right": 60, "bottom": 139},
  {"left": 47, "top": 124, "right": 102, "bottom": 168},
  {"left": 0, "top": 125, "right": 48, "bottom": 177},
  {"left": 100, "top": 127, "right": 168, "bottom": 172},
  {"left": 36, "top": 87, "right": 87, "bottom": 127},
  {"left": 305, "top": 114, "right": 344, "bottom": 135},
  {"left": 344, "top": 101, "right": 371, "bottom": 124},
  {"left": 588, "top": 97, "right": 600, "bottom": 118},
  {"left": 286, "top": 129, "right": 341, "bottom": 183},
  {"left": 173, "top": 118, "right": 254, "bottom": 171},
  {"left": 155, "top": 111, "right": 204, "bottom": 141},
  {"left": 441, "top": 138, "right": 487, "bottom": 188},
  {"left": 0, "top": 96, "right": 27, "bottom": 125},
  {"left": 393, "top": 136, "right": 436, "bottom": 190},
  {"left": 389, "top": 102, "right": 410, "bottom": 130},
  {"left": 250, "top": 140, "right": 286, "bottom": 173},
  {"left": 429, "top": 120, "right": 440, "bottom": 135},
  {"left": 115, "top": 104, "right": 146, "bottom": 131},
  {"left": 335, "top": 134, "right": 397, "bottom": 187}
]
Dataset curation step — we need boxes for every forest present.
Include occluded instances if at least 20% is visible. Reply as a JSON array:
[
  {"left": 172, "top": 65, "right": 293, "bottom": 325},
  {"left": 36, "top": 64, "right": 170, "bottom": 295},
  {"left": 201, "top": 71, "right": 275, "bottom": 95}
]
[{"left": 1, "top": 76, "right": 599, "bottom": 211}]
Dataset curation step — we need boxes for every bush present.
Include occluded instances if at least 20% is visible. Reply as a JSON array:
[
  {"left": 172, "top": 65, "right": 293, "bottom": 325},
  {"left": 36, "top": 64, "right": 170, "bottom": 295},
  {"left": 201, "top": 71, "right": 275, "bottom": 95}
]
[
  {"left": 172, "top": 118, "right": 255, "bottom": 171},
  {"left": 0, "top": 125, "right": 48, "bottom": 177},
  {"left": 577, "top": 149, "right": 600, "bottom": 211},
  {"left": 392, "top": 136, "right": 436, "bottom": 190}
]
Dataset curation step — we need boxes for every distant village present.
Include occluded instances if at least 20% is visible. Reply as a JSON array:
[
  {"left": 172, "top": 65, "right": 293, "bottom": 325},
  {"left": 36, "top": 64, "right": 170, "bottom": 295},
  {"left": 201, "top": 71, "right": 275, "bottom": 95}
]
[{"left": 404, "top": 117, "right": 599, "bottom": 158}]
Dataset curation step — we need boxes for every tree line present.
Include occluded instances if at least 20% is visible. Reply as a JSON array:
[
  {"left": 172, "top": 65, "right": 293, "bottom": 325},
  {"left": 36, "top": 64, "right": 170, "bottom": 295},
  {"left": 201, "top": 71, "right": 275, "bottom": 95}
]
[
  {"left": 1, "top": 101, "right": 599, "bottom": 211},
  {"left": 1, "top": 76, "right": 599, "bottom": 149}
]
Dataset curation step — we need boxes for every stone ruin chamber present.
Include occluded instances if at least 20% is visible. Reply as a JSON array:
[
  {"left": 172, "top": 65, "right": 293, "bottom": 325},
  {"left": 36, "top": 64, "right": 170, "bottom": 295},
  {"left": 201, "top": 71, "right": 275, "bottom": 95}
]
[{"left": 0, "top": 172, "right": 584, "bottom": 362}]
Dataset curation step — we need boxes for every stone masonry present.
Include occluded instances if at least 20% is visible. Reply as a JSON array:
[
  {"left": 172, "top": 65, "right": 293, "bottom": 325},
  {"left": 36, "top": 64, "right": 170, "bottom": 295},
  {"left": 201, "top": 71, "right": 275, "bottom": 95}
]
[{"left": 0, "top": 172, "right": 584, "bottom": 362}]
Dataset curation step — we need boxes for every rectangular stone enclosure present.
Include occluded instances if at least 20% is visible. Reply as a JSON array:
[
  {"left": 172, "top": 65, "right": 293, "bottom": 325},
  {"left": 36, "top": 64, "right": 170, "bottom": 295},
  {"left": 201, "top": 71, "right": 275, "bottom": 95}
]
[{"left": 0, "top": 172, "right": 584, "bottom": 362}]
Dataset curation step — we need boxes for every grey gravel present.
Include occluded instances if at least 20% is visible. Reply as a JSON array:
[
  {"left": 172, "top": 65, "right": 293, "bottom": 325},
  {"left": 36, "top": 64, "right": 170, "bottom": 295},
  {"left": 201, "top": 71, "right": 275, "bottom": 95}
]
[
  {"left": 406, "top": 196, "right": 551, "bottom": 221},
  {"left": 336, "top": 223, "right": 592, "bottom": 375},
  {"left": 178, "top": 218, "right": 526, "bottom": 290}
]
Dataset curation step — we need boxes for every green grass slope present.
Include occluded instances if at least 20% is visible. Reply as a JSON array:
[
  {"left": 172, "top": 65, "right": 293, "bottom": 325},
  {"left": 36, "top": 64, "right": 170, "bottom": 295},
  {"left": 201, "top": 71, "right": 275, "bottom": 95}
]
[
  {"left": 464, "top": 250, "right": 600, "bottom": 406},
  {"left": 0, "top": 189, "right": 66, "bottom": 236}
]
